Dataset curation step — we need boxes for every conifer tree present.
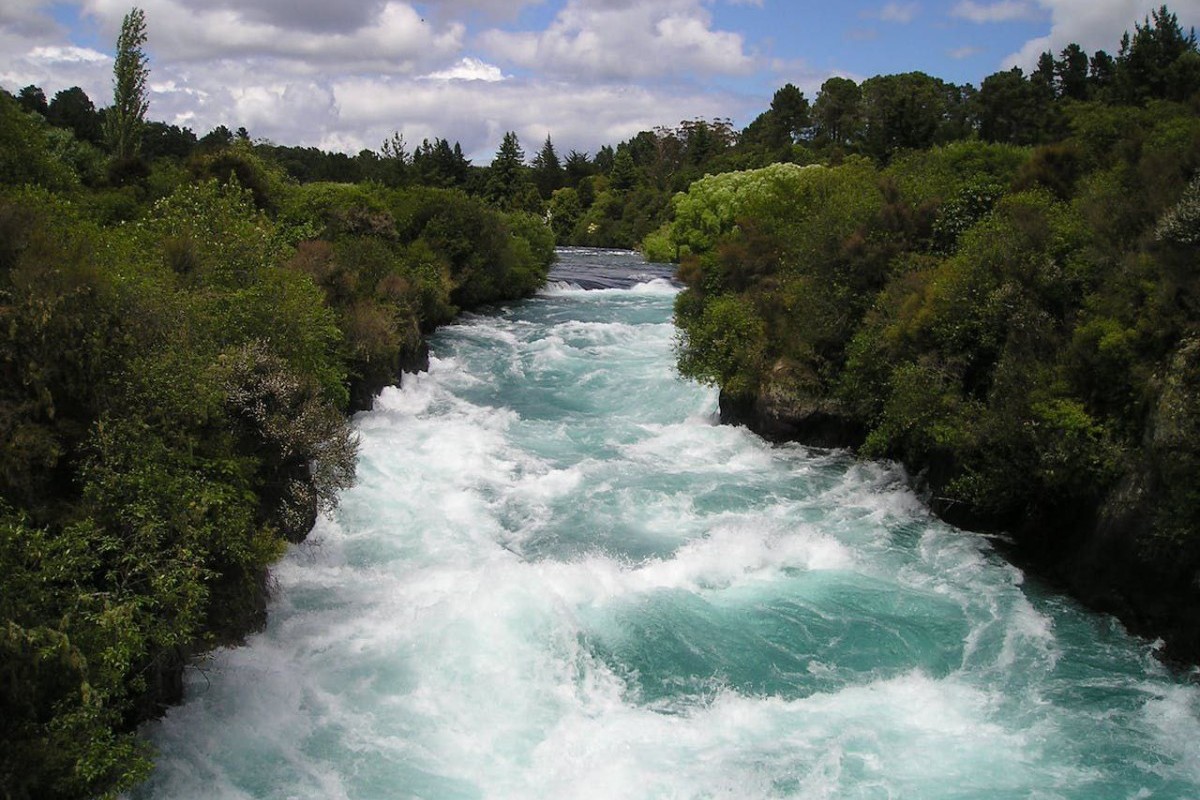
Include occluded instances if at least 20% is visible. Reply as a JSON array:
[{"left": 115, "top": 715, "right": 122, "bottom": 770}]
[
  {"left": 531, "top": 135, "right": 564, "bottom": 199},
  {"left": 487, "top": 131, "right": 531, "bottom": 208},
  {"left": 105, "top": 7, "right": 149, "bottom": 160}
]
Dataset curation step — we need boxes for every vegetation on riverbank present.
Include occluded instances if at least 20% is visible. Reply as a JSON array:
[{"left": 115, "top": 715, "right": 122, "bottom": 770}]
[
  {"left": 0, "top": 12, "right": 552, "bottom": 794},
  {"left": 658, "top": 7, "right": 1200, "bottom": 662}
]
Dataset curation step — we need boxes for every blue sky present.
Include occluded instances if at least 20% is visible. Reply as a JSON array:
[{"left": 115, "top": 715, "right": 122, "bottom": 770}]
[{"left": 1, "top": 1, "right": 1195, "bottom": 160}]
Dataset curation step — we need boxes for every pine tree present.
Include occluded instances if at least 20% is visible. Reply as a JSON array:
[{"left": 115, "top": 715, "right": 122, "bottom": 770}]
[
  {"left": 531, "top": 135, "right": 564, "bottom": 199},
  {"left": 610, "top": 145, "right": 637, "bottom": 192},
  {"left": 487, "top": 131, "right": 531, "bottom": 208},
  {"left": 105, "top": 7, "right": 150, "bottom": 160}
]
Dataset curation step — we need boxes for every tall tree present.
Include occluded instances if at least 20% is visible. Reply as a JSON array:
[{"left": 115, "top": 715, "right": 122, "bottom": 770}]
[
  {"left": 1089, "top": 49, "right": 1118, "bottom": 99},
  {"left": 531, "top": 135, "right": 564, "bottom": 199},
  {"left": 594, "top": 144, "right": 615, "bottom": 174},
  {"left": 1056, "top": 43, "right": 1091, "bottom": 100},
  {"left": 859, "top": 72, "right": 952, "bottom": 161},
  {"left": 105, "top": 6, "right": 150, "bottom": 160},
  {"left": 812, "top": 76, "right": 861, "bottom": 148},
  {"left": 487, "top": 131, "right": 535, "bottom": 209},
  {"left": 609, "top": 144, "right": 638, "bottom": 192},
  {"left": 768, "top": 83, "right": 811, "bottom": 146},
  {"left": 379, "top": 130, "right": 409, "bottom": 186},
  {"left": 1117, "top": 5, "right": 1199, "bottom": 103}
]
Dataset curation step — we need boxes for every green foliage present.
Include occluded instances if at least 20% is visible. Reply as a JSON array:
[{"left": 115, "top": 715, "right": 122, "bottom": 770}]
[
  {"left": 641, "top": 222, "right": 676, "bottom": 263},
  {"left": 1156, "top": 172, "right": 1200, "bottom": 243},
  {"left": 189, "top": 141, "right": 291, "bottom": 213},
  {"left": 0, "top": 92, "right": 79, "bottom": 191},
  {"left": 674, "top": 291, "right": 766, "bottom": 397},
  {"left": 105, "top": 7, "right": 150, "bottom": 161},
  {"left": 548, "top": 186, "right": 582, "bottom": 243},
  {"left": 885, "top": 139, "right": 1030, "bottom": 207}
]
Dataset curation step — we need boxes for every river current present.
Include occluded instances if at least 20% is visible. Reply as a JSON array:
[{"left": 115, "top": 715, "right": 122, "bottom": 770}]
[{"left": 136, "top": 248, "right": 1200, "bottom": 799}]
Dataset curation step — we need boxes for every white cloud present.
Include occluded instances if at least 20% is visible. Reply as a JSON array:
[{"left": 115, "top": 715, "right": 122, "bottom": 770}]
[
  {"left": 949, "top": 45, "right": 985, "bottom": 58},
  {"left": 951, "top": 1, "right": 1041, "bottom": 23},
  {"left": 28, "top": 45, "right": 108, "bottom": 64},
  {"left": 332, "top": 74, "right": 748, "bottom": 159},
  {"left": 479, "top": 0, "right": 755, "bottom": 81},
  {"left": 423, "top": 56, "right": 505, "bottom": 82},
  {"left": 0, "top": 0, "right": 766, "bottom": 158},
  {"left": 80, "top": 0, "right": 465, "bottom": 71},
  {"left": 879, "top": 2, "right": 921, "bottom": 23},
  {"left": 1004, "top": 0, "right": 1190, "bottom": 69}
]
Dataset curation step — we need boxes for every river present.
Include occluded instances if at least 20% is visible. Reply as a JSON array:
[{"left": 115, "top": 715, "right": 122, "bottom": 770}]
[{"left": 135, "top": 248, "right": 1200, "bottom": 799}]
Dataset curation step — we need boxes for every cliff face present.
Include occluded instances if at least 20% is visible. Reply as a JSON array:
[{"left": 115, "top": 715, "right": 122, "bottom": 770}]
[{"left": 720, "top": 347, "right": 1200, "bottom": 665}]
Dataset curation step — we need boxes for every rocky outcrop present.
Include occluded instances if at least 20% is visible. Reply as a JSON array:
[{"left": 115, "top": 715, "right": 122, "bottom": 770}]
[
  {"left": 718, "top": 361, "right": 865, "bottom": 448},
  {"left": 348, "top": 338, "right": 432, "bottom": 412}
]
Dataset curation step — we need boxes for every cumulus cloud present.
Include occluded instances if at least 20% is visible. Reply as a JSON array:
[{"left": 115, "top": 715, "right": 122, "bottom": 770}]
[
  {"left": 479, "top": 0, "right": 755, "bottom": 81},
  {"left": 1004, "top": 0, "right": 1184, "bottom": 69},
  {"left": 423, "top": 56, "right": 505, "bottom": 81},
  {"left": 80, "top": 0, "right": 464, "bottom": 71},
  {"left": 0, "top": 0, "right": 767, "bottom": 161},
  {"left": 951, "top": 1, "right": 1042, "bottom": 23},
  {"left": 0, "top": 32, "right": 111, "bottom": 102},
  {"left": 332, "top": 74, "right": 746, "bottom": 158}
]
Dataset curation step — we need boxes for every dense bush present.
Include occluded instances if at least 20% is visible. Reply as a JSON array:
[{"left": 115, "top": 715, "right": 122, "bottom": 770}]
[{"left": 0, "top": 86, "right": 555, "bottom": 797}]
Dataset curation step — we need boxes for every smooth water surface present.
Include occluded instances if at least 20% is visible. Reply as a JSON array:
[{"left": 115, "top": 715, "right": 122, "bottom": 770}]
[{"left": 136, "top": 248, "right": 1200, "bottom": 799}]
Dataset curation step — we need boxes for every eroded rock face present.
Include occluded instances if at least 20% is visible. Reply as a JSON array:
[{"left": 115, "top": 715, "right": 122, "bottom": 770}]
[
  {"left": 720, "top": 388, "right": 865, "bottom": 448},
  {"left": 718, "top": 361, "right": 865, "bottom": 448}
]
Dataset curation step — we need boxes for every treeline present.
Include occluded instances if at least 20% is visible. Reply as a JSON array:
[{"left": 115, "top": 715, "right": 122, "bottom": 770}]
[
  {"left": 656, "top": 7, "right": 1200, "bottom": 661},
  {"left": 0, "top": 58, "right": 554, "bottom": 800}
]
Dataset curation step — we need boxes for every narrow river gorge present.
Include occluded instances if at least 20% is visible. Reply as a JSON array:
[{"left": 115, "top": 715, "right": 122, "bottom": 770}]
[{"left": 136, "top": 249, "right": 1200, "bottom": 799}]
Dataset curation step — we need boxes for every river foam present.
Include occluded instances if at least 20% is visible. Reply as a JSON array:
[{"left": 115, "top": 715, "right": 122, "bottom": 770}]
[{"left": 134, "top": 250, "right": 1200, "bottom": 800}]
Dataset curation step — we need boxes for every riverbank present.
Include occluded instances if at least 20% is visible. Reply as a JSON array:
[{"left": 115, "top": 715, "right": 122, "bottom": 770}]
[{"left": 717, "top": 383, "right": 1200, "bottom": 667}]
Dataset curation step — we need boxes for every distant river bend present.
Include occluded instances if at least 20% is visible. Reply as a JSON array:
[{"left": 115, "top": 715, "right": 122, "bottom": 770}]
[{"left": 137, "top": 248, "right": 1200, "bottom": 799}]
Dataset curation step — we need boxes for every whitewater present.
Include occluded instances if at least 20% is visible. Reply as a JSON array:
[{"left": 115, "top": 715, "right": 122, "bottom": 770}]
[{"left": 135, "top": 248, "right": 1200, "bottom": 799}]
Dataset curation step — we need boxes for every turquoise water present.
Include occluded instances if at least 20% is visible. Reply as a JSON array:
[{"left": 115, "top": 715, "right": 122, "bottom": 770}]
[{"left": 137, "top": 249, "right": 1200, "bottom": 799}]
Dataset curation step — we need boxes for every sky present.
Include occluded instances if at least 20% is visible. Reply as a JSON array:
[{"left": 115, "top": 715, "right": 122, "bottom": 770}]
[{"left": 1, "top": 0, "right": 1197, "bottom": 161}]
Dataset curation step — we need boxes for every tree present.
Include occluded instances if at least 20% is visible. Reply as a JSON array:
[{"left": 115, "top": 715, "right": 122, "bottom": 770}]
[
  {"left": 16, "top": 85, "right": 47, "bottom": 116},
  {"left": 975, "top": 67, "right": 1049, "bottom": 145},
  {"left": 105, "top": 7, "right": 150, "bottom": 160},
  {"left": 812, "top": 76, "right": 861, "bottom": 147},
  {"left": 769, "top": 83, "right": 811, "bottom": 146},
  {"left": 859, "top": 72, "right": 953, "bottom": 161},
  {"left": 486, "top": 131, "right": 534, "bottom": 210},
  {"left": 140, "top": 120, "right": 197, "bottom": 159},
  {"left": 198, "top": 124, "right": 233, "bottom": 151},
  {"left": 1117, "top": 4, "right": 1199, "bottom": 103},
  {"left": 1089, "top": 50, "right": 1118, "bottom": 99},
  {"left": 379, "top": 131, "right": 409, "bottom": 187},
  {"left": 594, "top": 144, "right": 615, "bottom": 174},
  {"left": 531, "top": 135, "right": 564, "bottom": 198},
  {"left": 610, "top": 145, "right": 637, "bottom": 192},
  {"left": 563, "top": 149, "right": 593, "bottom": 188},
  {"left": 47, "top": 87, "right": 102, "bottom": 145},
  {"left": 1056, "top": 43, "right": 1091, "bottom": 100}
]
